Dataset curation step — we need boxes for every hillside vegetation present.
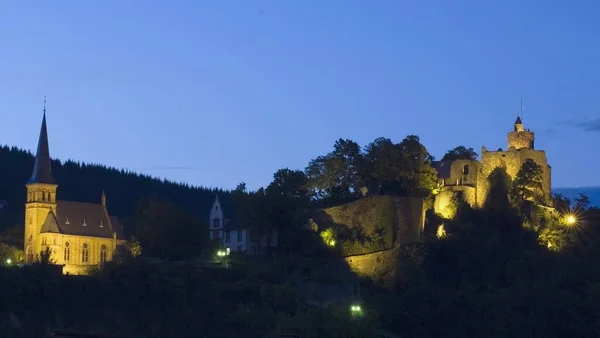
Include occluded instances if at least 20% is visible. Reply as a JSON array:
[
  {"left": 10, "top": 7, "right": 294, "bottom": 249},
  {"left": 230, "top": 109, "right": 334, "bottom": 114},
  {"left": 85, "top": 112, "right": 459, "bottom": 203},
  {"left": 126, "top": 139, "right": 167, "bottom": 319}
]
[
  {"left": 0, "top": 145, "right": 224, "bottom": 235},
  {"left": 312, "top": 196, "right": 425, "bottom": 256}
]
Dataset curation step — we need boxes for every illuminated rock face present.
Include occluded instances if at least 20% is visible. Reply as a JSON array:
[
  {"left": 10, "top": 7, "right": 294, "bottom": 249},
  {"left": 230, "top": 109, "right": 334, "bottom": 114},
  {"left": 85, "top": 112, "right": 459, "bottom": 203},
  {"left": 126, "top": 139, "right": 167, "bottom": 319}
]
[{"left": 433, "top": 117, "right": 552, "bottom": 215}]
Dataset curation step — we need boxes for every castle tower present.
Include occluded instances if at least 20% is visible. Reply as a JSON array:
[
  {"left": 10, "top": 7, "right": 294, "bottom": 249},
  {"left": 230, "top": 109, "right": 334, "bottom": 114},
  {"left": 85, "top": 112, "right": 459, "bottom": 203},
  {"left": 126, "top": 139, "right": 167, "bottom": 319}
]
[
  {"left": 24, "top": 109, "right": 58, "bottom": 263},
  {"left": 507, "top": 116, "right": 535, "bottom": 150}
]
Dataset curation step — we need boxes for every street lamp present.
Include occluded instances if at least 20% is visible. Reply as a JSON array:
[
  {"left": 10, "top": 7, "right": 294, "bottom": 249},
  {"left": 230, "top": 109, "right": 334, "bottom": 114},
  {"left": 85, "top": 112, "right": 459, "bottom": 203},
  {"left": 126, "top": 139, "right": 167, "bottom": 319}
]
[
  {"left": 5, "top": 259, "right": 11, "bottom": 265},
  {"left": 565, "top": 214, "right": 577, "bottom": 226},
  {"left": 350, "top": 304, "right": 363, "bottom": 316}
]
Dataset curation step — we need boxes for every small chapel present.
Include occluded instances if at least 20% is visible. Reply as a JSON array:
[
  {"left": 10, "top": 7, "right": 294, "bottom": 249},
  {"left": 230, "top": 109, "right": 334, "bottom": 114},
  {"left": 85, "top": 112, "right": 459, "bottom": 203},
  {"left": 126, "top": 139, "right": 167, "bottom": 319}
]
[{"left": 24, "top": 110, "right": 126, "bottom": 275}]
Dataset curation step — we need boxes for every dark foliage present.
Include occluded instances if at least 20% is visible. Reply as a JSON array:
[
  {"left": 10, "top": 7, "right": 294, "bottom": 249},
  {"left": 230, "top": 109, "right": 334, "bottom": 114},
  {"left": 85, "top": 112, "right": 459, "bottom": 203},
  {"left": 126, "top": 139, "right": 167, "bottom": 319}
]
[{"left": 0, "top": 145, "right": 225, "bottom": 236}]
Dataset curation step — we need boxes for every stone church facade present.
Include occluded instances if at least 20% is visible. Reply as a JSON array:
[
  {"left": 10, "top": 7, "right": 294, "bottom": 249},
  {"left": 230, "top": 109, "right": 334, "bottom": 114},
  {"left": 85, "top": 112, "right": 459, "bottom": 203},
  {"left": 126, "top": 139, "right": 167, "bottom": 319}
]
[
  {"left": 432, "top": 116, "right": 552, "bottom": 217},
  {"left": 24, "top": 112, "right": 126, "bottom": 274}
]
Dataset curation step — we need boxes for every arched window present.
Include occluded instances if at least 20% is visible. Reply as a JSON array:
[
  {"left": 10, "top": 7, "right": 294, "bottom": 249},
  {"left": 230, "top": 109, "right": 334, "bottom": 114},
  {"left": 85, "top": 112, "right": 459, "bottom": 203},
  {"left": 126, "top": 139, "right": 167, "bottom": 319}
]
[
  {"left": 212, "top": 218, "right": 221, "bottom": 228},
  {"left": 463, "top": 165, "right": 470, "bottom": 175},
  {"left": 100, "top": 245, "right": 107, "bottom": 263},
  {"left": 26, "top": 246, "right": 33, "bottom": 263},
  {"left": 64, "top": 242, "right": 70, "bottom": 261},
  {"left": 82, "top": 243, "right": 89, "bottom": 263}
]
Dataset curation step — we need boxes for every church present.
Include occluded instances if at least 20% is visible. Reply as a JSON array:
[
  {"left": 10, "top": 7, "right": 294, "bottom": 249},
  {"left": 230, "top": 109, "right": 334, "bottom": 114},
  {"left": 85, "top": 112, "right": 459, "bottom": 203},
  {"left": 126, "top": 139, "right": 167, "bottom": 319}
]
[{"left": 24, "top": 111, "right": 126, "bottom": 274}]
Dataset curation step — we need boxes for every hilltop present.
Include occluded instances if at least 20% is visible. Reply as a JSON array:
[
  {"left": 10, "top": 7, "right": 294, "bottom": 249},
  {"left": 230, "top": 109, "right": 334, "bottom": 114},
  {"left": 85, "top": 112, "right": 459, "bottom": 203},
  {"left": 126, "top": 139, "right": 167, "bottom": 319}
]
[{"left": 0, "top": 145, "right": 226, "bottom": 235}]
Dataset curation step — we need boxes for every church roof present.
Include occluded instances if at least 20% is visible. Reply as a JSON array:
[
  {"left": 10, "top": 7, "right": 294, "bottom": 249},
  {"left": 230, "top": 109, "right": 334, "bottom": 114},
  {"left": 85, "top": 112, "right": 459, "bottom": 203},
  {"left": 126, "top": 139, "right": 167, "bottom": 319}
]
[
  {"left": 28, "top": 112, "right": 55, "bottom": 184},
  {"left": 40, "top": 200, "right": 125, "bottom": 239},
  {"left": 515, "top": 116, "right": 523, "bottom": 124}
]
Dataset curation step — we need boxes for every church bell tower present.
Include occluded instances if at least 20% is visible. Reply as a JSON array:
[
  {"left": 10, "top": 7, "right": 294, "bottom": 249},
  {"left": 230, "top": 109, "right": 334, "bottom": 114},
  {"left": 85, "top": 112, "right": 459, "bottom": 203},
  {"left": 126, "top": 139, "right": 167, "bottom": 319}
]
[{"left": 24, "top": 102, "right": 58, "bottom": 264}]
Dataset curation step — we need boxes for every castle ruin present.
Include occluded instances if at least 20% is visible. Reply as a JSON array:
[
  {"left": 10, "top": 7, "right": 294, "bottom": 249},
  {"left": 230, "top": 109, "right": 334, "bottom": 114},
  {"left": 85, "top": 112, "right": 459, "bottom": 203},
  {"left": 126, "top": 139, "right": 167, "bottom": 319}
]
[{"left": 433, "top": 116, "right": 551, "bottom": 217}]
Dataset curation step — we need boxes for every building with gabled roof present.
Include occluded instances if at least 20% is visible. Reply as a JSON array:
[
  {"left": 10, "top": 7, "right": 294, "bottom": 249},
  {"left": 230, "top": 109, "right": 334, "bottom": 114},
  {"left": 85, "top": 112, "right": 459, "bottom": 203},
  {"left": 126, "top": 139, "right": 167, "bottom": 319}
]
[
  {"left": 208, "top": 195, "right": 278, "bottom": 255},
  {"left": 24, "top": 110, "right": 126, "bottom": 274}
]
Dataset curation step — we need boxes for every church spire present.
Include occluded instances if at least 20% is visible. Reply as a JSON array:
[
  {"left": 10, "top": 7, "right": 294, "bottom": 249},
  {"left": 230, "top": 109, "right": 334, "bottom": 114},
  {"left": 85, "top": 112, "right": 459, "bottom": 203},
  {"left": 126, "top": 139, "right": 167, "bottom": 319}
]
[{"left": 28, "top": 98, "right": 55, "bottom": 184}]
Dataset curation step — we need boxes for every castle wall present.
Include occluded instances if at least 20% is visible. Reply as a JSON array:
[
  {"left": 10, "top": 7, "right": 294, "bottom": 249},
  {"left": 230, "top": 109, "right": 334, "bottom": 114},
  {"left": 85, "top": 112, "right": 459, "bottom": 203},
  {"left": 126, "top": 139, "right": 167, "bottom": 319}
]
[
  {"left": 434, "top": 186, "right": 477, "bottom": 218},
  {"left": 508, "top": 130, "right": 534, "bottom": 150},
  {"left": 440, "top": 160, "right": 481, "bottom": 186},
  {"left": 479, "top": 147, "right": 551, "bottom": 206},
  {"left": 345, "top": 247, "right": 399, "bottom": 289}
]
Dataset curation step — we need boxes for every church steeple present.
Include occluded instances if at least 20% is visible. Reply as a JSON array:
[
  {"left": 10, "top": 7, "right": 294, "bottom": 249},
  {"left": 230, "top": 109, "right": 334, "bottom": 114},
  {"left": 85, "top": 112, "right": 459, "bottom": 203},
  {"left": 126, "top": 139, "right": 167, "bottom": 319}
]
[{"left": 28, "top": 100, "right": 55, "bottom": 184}]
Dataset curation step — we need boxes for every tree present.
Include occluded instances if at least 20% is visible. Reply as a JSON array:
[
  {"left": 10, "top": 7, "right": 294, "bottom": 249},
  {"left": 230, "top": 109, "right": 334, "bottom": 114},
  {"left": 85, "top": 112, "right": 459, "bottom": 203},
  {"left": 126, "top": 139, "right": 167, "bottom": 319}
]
[
  {"left": 441, "top": 146, "right": 478, "bottom": 161},
  {"left": 37, "top": 246, "right": 55, "bottom": 265},
  {"left": 574, "top": 193, "right": 591, "bottom": 211},
  {"left": 513, "top": 159, "right": 544, "bottom": 204},
  {"left": 134, "top": 196, "right": 207, "bottom": 260},
  {"left": 484, "top": 167, "right": 514, "bottom": 213},
  {"left": 0, "top": 243, "right": 23, "bottom": 264},
  {"left": 0, "top": 227, "right": 23, "bottom": 248},
  {"left": 363, "top": 135, "right": 437, "bottom": 197},
  {"left": 305, "top": 139, "right": 364, "bottom": 204},
  {"left": 266, "top": 169, "right": 312, "bottom": 239},
  {"left": 552, "top": 193, "right": 571, "bottom": 212}
]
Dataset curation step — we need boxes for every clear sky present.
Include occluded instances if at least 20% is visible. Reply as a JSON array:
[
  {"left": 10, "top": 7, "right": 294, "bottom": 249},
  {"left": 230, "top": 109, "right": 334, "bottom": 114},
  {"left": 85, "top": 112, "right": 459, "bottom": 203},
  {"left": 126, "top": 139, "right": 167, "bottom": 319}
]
[{"left": 1, "top": 1, "right": 599, "bottom": 190}]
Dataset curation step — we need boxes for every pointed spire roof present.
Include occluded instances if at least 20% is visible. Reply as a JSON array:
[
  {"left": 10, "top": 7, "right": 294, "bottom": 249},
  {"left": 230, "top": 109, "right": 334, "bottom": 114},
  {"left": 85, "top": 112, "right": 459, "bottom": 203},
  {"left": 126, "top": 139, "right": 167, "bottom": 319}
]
[
  {"left": 514, "top": 116, "right": 522, "bottom": 124},
  {"left": 28, "top": 108, "right": 56, "bottom": 184}
]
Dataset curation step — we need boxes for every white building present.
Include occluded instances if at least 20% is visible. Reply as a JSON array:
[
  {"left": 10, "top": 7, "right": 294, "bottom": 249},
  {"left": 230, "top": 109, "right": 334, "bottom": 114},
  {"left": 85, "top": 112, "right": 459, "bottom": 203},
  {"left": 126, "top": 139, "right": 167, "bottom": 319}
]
[{"left": 208, "top": 195, "right": 278, "bottom": 255}]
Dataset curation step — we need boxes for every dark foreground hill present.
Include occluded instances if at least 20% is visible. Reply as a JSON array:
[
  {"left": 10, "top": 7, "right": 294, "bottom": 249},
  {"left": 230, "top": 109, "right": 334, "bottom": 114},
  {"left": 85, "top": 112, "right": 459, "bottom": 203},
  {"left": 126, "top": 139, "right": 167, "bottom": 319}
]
[{"left": 0, "top": 145, "right": 225, "bottom": 235}]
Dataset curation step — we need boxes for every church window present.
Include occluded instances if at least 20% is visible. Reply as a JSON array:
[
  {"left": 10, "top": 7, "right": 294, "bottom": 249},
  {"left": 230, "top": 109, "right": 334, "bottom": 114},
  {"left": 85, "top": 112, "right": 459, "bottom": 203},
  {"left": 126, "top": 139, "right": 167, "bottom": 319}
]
[
  {"left": 225, "top": 231, "right": 230, "bottom": 243},
  {"left": 212, "top": 218, "right": 221, "bottom": 228},
  {"left": 64, "top": 242, "right": 70, "bottom": 261},
  {"left": 82, "top": 219, "right": 87, "bottom": 226},
  {"left": 237, "top": 231, "right": 243, "bottom": 242},
  {"left": 42, "top": 238, "right": 47, "bottom": 245},
  {"left": 65, "top": 217, "right": 70, "bottom": 225},
  {"left": 82, "top": 243, "right": 89, "bottom": 263},
  {"left": 100, "top": 245, "right": 107, "bottom": 263},
  {"left": 99, "top": 220, "right": 103, "bottom": 227}
]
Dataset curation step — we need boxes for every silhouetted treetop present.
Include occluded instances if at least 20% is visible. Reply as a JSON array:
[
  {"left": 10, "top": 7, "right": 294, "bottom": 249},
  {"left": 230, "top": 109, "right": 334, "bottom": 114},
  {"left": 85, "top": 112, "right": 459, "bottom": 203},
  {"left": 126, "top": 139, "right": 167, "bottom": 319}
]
[{"left": 0, "top": 145, "right": 225, "bottom": 234}]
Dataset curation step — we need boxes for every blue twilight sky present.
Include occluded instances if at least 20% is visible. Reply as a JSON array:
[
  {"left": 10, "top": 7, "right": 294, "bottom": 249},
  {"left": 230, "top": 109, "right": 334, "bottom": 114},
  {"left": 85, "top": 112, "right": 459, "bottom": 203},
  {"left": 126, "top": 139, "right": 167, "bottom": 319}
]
[{"left": 1, "top": 1, "right": 599, "bottom": 191}]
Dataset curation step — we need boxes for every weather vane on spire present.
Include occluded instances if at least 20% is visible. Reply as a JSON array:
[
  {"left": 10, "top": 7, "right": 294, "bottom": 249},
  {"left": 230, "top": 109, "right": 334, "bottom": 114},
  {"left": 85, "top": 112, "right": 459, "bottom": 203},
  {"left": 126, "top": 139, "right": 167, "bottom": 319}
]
[{"left": 43, "top": 95, "right": 47, "bottom": 114}]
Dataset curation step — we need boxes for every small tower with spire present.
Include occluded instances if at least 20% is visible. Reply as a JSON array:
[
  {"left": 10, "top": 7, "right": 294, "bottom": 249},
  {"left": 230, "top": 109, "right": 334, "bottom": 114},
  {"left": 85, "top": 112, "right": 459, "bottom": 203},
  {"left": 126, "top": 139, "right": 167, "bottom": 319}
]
[
  {"left": 24, "top": 98, "right": 58, "bottom": 263},
  {"left": 507, "top": 101, "right": 535, "bottom": 150}
]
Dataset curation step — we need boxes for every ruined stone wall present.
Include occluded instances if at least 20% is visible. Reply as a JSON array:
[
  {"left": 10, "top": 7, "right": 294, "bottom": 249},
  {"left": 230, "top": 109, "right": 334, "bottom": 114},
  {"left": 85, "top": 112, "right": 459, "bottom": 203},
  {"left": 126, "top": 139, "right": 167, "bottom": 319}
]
[
  {"left": 433, "top": 186, "right": 477, "bottom": 218},
  {"left": 345, "top": 247, "right": 399, "bottom": 288},
  {"left": 478, "top": 147, "right": 551, "bottom": 206},
  {"left": 441, "top": 159, "right": 481, "bottom": 186},
  {"left": 508, "top": 130, "right": 535, "bottom": 150}
]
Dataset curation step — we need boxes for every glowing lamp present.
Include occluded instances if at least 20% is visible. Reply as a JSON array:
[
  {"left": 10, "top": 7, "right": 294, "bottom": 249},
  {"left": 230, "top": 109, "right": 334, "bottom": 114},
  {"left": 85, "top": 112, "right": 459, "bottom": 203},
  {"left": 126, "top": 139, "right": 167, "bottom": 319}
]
[
  {"left": 5, "top": 259, "right": 11, "bottom": 265},
  {"left": 350, "top": 304, "right": 362, "bottom": 314},
  {"left": 565, "top": 214, "right": 577, "bottom": 226}
]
